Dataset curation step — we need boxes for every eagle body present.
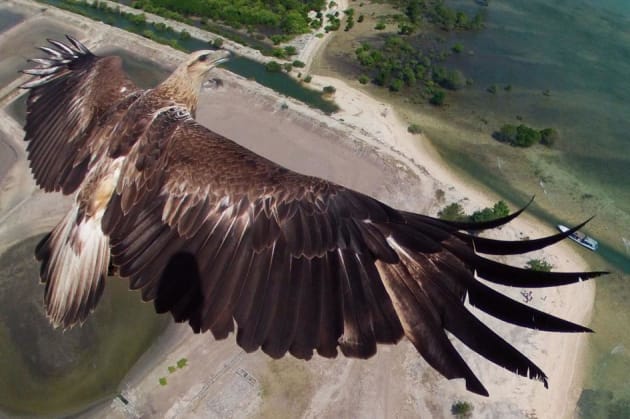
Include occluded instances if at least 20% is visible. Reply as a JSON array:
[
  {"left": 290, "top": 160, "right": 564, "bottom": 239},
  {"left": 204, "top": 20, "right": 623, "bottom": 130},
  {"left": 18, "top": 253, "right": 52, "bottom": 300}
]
[{"left": 21, "top": 37, "right": 605, "bottom": 396}]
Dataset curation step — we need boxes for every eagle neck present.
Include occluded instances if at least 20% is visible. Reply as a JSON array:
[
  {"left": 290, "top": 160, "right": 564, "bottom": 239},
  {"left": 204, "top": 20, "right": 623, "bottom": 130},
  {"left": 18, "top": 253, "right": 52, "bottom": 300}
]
[{"left": 156, "top": 68, "right": 201, "bottom": 115}]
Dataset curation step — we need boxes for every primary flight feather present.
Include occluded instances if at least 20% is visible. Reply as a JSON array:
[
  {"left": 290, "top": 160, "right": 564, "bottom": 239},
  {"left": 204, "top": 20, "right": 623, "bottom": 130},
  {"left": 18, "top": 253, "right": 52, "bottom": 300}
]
[{"left": 21, "top": 36, "right": 605, "bottom": 396}]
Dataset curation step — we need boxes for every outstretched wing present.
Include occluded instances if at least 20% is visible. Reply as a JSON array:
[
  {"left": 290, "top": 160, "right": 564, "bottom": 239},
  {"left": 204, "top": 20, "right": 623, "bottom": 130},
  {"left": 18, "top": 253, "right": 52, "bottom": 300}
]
[
  {"left": 102, "top": 108, "right": 605, "bottom": 396},
  {"left": 21, "top": 36, "right": 139, "bottom": 194}
]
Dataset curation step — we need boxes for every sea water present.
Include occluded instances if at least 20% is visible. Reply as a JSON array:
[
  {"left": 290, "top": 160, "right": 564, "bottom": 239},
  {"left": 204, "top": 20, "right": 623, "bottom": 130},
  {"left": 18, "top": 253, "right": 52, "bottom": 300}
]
[{"left": 428, "top": 1, "right": 630, "bottom": 417}]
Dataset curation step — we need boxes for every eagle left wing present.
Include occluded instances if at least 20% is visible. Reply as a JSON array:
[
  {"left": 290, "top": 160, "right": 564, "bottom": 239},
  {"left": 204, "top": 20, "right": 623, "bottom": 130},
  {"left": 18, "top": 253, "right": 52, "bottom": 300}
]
[
  {"left": 21, "top": 36, "right": 140, "bottom": 194},
  {"left": 101, "top": 107, "right": 605, "bottom": 396}
]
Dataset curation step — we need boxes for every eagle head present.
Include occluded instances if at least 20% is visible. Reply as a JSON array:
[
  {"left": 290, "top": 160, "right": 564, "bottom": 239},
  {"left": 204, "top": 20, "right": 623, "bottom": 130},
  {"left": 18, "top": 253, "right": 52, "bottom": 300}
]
[
  {"left": 183, "top": 49, "right": 231, "bottom": 81},
  {"left": 159, "top": 49, "right": 232, "bottom": 115}
]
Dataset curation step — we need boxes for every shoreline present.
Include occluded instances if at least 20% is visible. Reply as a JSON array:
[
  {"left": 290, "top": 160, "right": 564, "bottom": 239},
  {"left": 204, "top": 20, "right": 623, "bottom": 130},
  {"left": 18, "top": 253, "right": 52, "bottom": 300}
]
[{"left": 0, "top": 1, "right": 597, "bottom": 417}]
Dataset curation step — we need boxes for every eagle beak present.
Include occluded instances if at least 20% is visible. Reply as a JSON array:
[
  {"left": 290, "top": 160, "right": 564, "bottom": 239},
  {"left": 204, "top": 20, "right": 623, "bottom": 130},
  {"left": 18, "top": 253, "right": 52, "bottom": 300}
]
[{"left": 209, "top": 49, "right": 231, "bottom": 67}]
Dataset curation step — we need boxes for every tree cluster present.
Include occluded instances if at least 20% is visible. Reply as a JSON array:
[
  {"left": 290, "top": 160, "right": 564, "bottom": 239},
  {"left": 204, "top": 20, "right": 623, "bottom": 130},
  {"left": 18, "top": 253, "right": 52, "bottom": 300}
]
[
  {"left": 132, "top": 0, "right": 326, "bottom": 36},
  {"left": 437, "top": 200, "right": 510, "bottom": 223},
  {"left": 352, "top": 0, "right": 485, "bottom": 105},
  {"left": 494, "top": 124, "right": 558, "bottom": 148},
  {"left": 355, "top": 36, "right": 469, "bottom": 102},
  {"left": 395, "top": 0, "right": 484, "bottom": 34}
]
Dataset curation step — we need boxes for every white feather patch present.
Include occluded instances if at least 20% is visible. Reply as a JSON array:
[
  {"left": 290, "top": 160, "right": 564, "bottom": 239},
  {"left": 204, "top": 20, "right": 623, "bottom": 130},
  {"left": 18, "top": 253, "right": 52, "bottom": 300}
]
[{"left": 43, "top": 205, "right": 110, "bottom": 328}]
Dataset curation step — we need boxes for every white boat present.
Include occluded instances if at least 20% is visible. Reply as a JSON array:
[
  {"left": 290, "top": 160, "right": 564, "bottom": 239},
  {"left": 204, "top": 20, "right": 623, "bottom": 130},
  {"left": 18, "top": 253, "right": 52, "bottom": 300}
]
[{"left": 557, "top": 224, "right": 599, "bottom": 251}]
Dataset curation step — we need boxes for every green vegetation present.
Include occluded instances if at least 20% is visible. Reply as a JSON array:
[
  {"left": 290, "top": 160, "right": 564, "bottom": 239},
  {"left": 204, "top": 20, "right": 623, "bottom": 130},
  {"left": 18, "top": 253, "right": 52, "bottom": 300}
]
[
  {"left": 451, "top": 400, "right": 474, "bottom": 418},
  {"left": 323, "top": 85, "right": 337, "bottom": 94},
  {"left": 397, "top": 0, "right": 484, "bottom": 33},
  {"left": 525, "top": 258, "right": 553, "bottom": 272},
  {"left": 539, "top": 127, "right": 559, "bottom": 147},
  {"left": 159, "top": 377, "right": 168, "bottom": 386},
  {"left": 494, "top": 124, "right": 558, "bottom": 148},
  {"left": 211, "top": 37, "right": 224, "bottom": 48},
  {"left": 344, "top": 8, "right": 355, "bottom": 31},
  {"left": 324, "top": 12, "right": 341, "bottom": 32},
  {"left": 265, "top": 60, "right": 283, "bottom": 72},
  {"left": 292, "top": 60, "right": 306, "bottom": 68},
  {"left": 470, "top": 200, "right": 509, "bottom": 222},
  {"left": 133, "top": 0, "right": 326, "bottom": 37},
  {"left": 407, "top": 123, "right": 422, "bottom": 134},
  {"left": 168, "top": 366, "right": 177, "bottom": 373},
  {"left": 430, "top": 90, "right": 446, "bottom": 106},
  {"left": 355, "top": 36, "right": 469, "bottom": 102},
  {"left": 303, "top": 75, "right": 313, "bottom": 83},
  {"left": 438, "top": 201, "right": 510, "bottom": 223},
  {"left": 177, "top": 358, "right": 188, "bottom": 368},
  {"left": 353, "top": 0, "right": 481, "bottom": 107},
  {"left": 358, "top": 74, "right": 369, "bottom": 84},
  {"left": 437, "top": 202, "right": 467, "bottom": 222}
]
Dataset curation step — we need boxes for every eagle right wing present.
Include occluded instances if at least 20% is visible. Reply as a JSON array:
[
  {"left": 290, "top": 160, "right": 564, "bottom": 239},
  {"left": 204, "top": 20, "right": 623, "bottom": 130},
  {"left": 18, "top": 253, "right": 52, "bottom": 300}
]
[
  {"left": 21, "top": 36, "right": 140, "bottom": 194},
  {"left": 101, "top": 108, "right": 605, "bottom": 396}
]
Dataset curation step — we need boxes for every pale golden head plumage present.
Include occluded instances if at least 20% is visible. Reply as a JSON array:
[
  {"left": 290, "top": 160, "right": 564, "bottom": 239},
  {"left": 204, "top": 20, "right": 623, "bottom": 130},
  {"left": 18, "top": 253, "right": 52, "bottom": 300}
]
[{"left": 158, "top": 49, "right": 231, "bottom": 114}]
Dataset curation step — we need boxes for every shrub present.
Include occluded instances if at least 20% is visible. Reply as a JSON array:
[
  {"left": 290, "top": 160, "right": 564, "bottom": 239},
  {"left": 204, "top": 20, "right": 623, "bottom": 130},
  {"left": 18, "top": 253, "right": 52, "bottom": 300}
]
[
  {"left": 438, "top": 203, "right": 467, "bottom": 222},
  {"left": 470, "top": 200, "right": 510, "bottom": 222},
  {"left": 451, "top": 400, "right": 473, "bottom": 418},
  {"left": 272, "top": 48, "right": 287, "bottom": 58},
  {"left": 407, "top": 124, "right": 422, "bottom": 134},
  {"left": 159, "top": 377, "right": 168, "bottom": 386},
  {"left": 265, "top": 61, "right": 282, "bottom": 72},
  {"left": 487, "top": 84, "right": 498, "bottom": 94},
  {"left": 389, "top": 78, "right": 404, "bottom": 92},
  {"left": 495, "top": 124, "right": 542, "bottom": 147},
  {"left": 292, "top": 60, "right": 306, "bottom": 68},
  {"left": 375, "top": 21, "right": 386, "bottom": 30},
  {"left": 514, "top": 124, "right": 541, "bottom": 147},
  {"left": 540, "top": 127, "right": 558, "bottom": 147},
  {"left": 303, "top": 75, "right": 312, "bottom": 83},
  {"left": 179, "top": 29, "right": 191, "bottom": 40},
  {"left": 358, "top": 75, "right": 369, "bottom": 84},
  {"left": 525, "top": 259, "right": 553, "bottom": 272},
  {"left": 212, "top": 37, "right": 224, "bottom": 48},
  {"left": 430, "top": 90, "right": 446, "bottom": 106},
  {"left": 283, "top": 63, "right": 293, "bottom": 72},
  {"left": 323, "top": 85, "right": 337, "bottom": 94},
  {"left": 452, "top": 43, "right": 464, "bottom": 53}
]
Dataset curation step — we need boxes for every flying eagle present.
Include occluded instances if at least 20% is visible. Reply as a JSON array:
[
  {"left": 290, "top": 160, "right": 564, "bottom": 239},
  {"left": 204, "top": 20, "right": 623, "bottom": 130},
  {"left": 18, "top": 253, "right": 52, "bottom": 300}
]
[{"left": 21, "top": 36, "right": 604, "bottom": 396}]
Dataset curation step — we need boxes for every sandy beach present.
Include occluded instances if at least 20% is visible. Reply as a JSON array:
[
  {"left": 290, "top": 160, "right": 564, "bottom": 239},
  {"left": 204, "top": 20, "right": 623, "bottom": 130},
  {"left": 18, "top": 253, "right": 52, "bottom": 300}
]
[{"left": 0, "top": 1, "right": 596, "bottom": 418}]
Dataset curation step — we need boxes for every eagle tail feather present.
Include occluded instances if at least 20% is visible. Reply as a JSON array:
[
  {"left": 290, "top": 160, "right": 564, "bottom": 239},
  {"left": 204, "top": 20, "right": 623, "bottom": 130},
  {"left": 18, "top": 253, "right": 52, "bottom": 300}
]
[{"left": 37, "top": 205, "right": 108, "bottom": 328}]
